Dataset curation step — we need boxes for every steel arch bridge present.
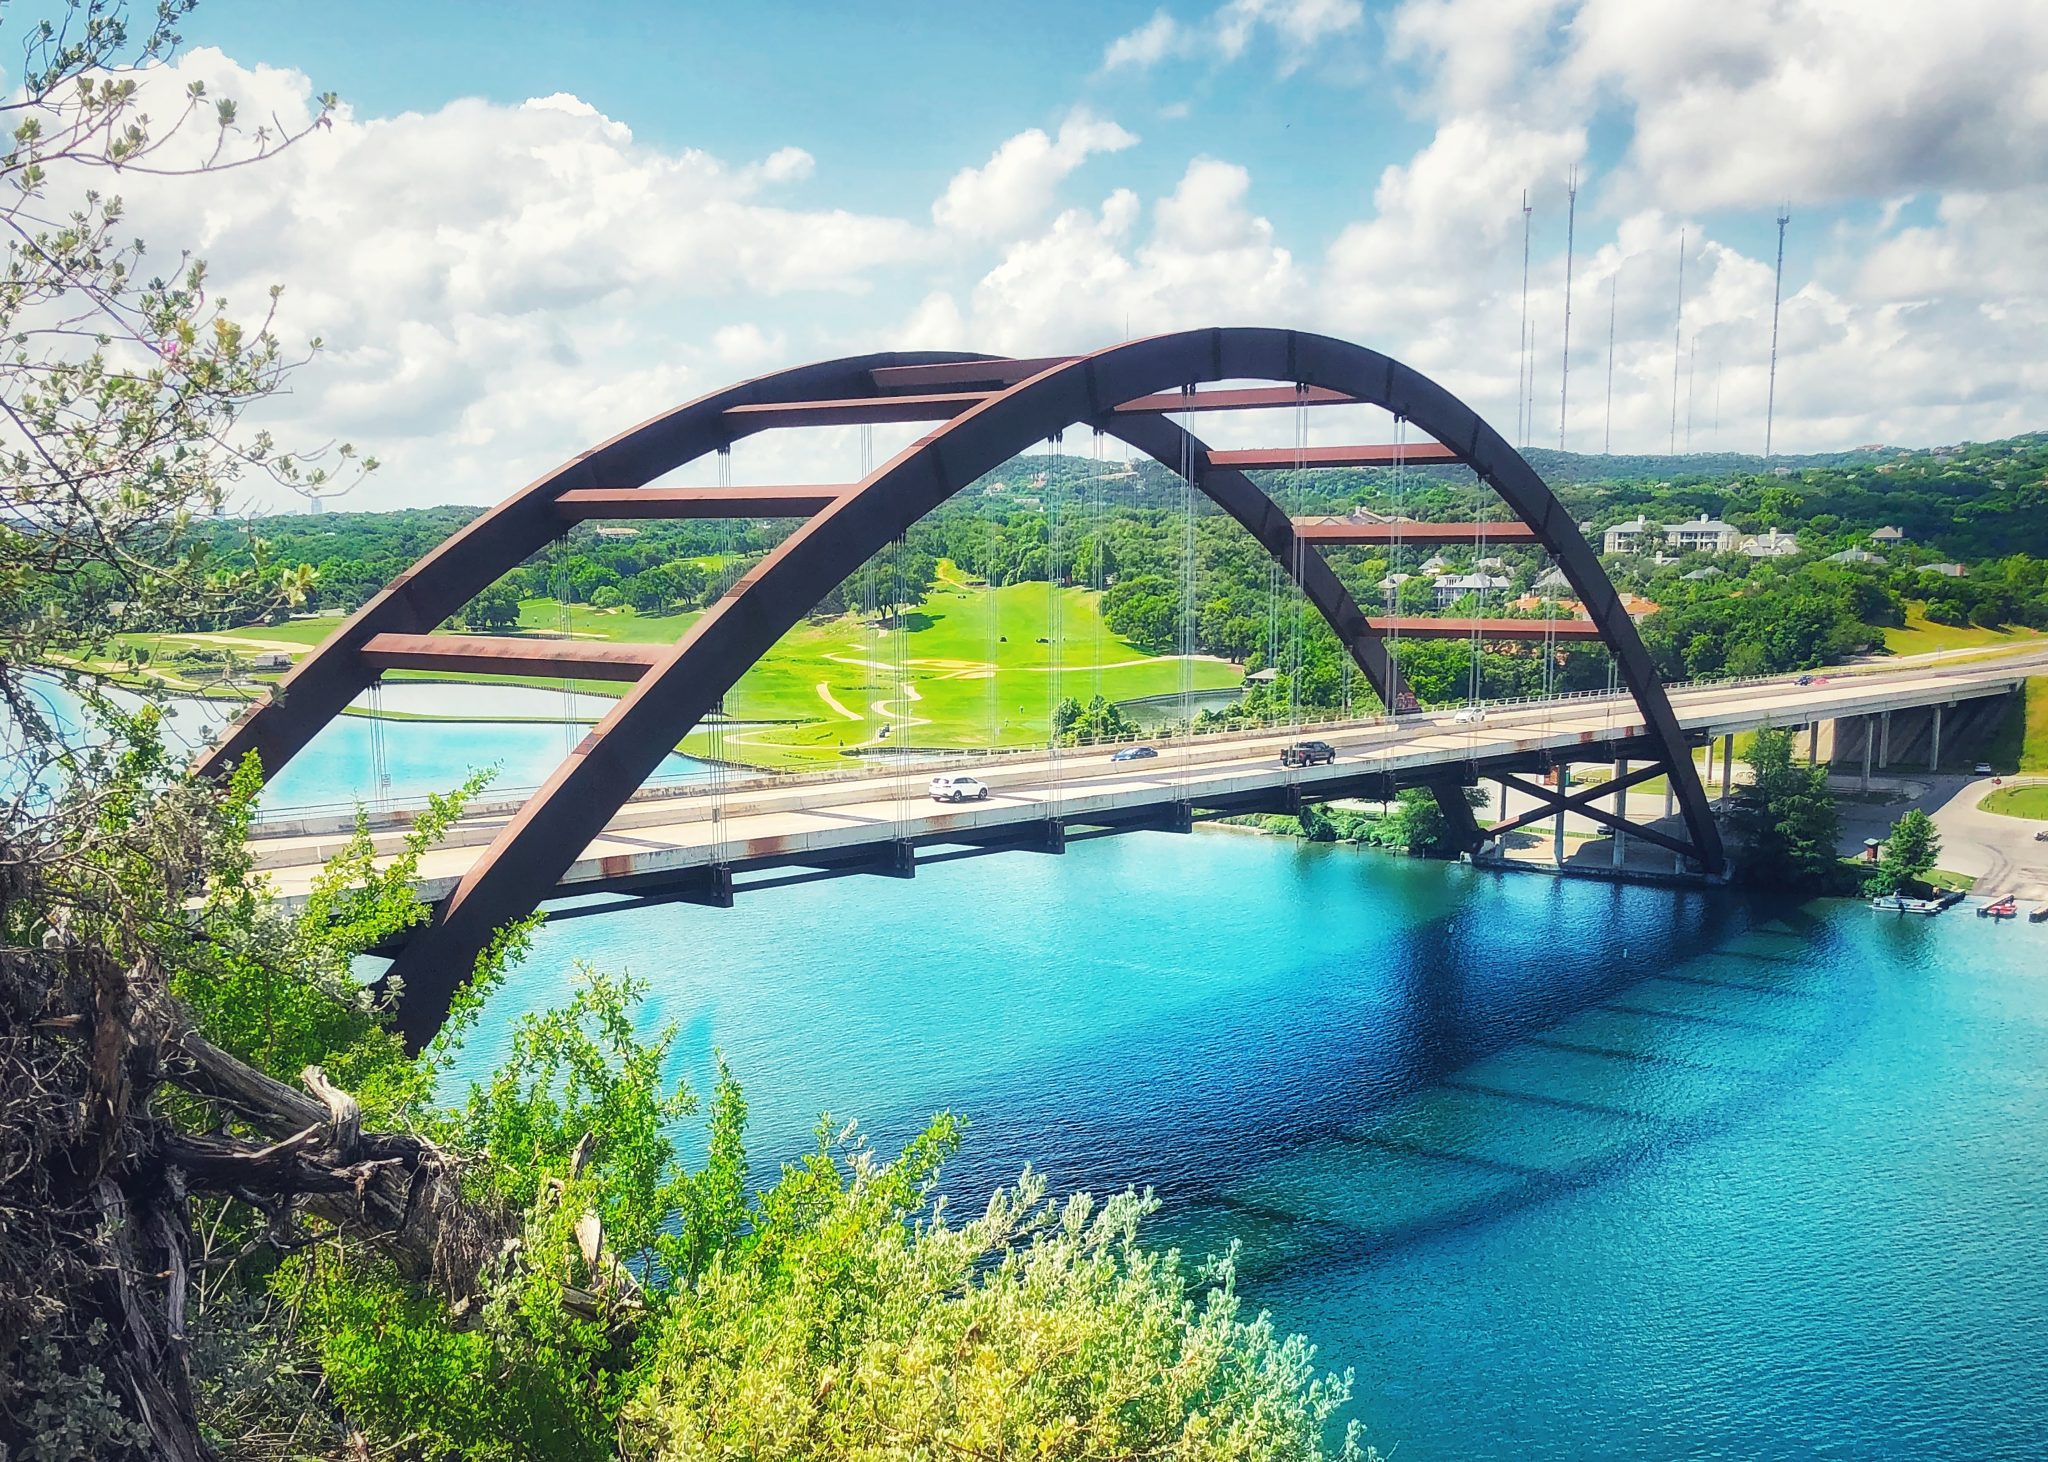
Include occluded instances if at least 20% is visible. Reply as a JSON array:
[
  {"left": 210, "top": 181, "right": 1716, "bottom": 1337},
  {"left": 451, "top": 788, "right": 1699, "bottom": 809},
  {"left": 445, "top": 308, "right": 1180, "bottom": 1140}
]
[{"left": 199, "top": 328, "right": 1724, "bottom": 1041}]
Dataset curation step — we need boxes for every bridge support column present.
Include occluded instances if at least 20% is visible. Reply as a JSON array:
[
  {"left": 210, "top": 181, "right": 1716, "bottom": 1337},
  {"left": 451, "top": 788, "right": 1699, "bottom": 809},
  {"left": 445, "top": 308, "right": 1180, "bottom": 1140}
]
[
  {"left": 1879, "top": 710, "right": 1891, "bottom": 769},
  {"left": 1930, "top": 704, "right": 1943, "bottom": 772},
  {"left": 1553, "top": 764, "right": 1570, "bottom": 866},
  {"left": 1860, "top": 715, "right": 1874, "bottom": 792},
  {"left": 1611, "top": 758, "right": 1628, "bottom": 868},
  {"left": 1721, "top": 735, "right": 1734, "bottom": 808},
  {"left": 1807, "top": 721, "right": 1821, "bottom": 766},
  {"left": 1665, "top": 780, "right": 1680, "bottom": 873}
]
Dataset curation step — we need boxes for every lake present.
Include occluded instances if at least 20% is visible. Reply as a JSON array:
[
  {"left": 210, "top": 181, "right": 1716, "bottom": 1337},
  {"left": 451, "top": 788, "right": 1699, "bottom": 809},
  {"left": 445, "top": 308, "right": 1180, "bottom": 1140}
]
[{"left": 446, "top": 828, "right": 2048, "bottom": 1461}]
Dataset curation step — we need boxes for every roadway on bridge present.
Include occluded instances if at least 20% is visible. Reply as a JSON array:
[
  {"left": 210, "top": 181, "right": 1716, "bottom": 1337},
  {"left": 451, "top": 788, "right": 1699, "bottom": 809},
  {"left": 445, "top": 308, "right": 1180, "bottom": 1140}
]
[{"left": 240, "top": 654, "right": 2038, "bottom": 910}]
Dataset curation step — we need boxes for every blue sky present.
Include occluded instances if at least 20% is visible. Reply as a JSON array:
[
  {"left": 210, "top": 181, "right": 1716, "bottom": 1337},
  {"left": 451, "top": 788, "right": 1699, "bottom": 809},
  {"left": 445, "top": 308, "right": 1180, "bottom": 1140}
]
[{"left": 112, "top": 0, "right": 2048, "bottom": 510}]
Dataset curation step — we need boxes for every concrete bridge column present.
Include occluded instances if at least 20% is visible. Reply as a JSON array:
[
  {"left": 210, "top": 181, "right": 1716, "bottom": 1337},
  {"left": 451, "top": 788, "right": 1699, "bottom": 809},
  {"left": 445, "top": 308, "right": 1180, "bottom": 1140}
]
[
  {"left": 1554, "top": 763, "right": 1571, "bottom": 866},
  {"left": 1721, "top": 735, "right": 1735, "bottom": 808},
  {"left": 1665, "top": 780, "right": 1680, "bottom": 873},
  {"left": 1930, "top": 704, "right": 1943, "bottom": 771},
  {"left": 1611, "top": 757, "right": 1628, "bottom": 868},
  {"left": 1878, "top": 710, "right": 1891, "bottom": 769},
  {"left": 1860, "top": 714, "right": 1874, "bottom": 792},
  {"left": 1807, "top": 721, "right": 1821, "bottom": 766}
]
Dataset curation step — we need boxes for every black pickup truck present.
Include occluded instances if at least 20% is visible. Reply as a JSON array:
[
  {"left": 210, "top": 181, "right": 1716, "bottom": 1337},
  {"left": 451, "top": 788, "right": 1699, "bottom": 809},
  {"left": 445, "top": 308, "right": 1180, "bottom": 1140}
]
[{"left": 1279, "top": 740, "right": 1337, "bottom": 768}]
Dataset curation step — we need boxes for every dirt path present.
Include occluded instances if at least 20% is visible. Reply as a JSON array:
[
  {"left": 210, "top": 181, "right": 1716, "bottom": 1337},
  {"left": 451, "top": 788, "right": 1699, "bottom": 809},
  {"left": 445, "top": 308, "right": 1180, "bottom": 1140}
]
[{"left": 815, "top": 682, "right": 863, "bottom": 721}]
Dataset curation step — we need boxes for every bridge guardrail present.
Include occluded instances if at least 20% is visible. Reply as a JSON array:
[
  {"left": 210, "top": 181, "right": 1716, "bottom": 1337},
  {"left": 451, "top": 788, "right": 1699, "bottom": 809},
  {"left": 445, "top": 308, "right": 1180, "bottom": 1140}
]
[{"left": 244, "top": 656, "right": 2035, "bottom": 836}]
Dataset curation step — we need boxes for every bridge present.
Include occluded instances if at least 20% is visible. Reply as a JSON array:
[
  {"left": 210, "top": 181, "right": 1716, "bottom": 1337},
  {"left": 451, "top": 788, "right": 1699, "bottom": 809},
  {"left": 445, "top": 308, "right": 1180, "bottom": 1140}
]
[{"left": 191, "top": 328, "right": 2032, "bottom": 1044}]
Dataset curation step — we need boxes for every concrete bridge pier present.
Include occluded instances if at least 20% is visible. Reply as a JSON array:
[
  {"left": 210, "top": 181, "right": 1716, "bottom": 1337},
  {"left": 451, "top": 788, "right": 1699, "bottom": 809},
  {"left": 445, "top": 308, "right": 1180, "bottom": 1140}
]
[{"left": 1611, "top": 758, "right": 1628, "bottom": 867}]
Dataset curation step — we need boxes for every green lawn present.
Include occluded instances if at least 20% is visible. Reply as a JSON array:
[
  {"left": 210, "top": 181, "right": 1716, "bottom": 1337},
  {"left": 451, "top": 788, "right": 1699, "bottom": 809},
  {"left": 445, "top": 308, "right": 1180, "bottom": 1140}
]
[
  {"left": 104, "top": 574, "right": 1243, "bottom": 770},
  {"left": 1980, "top": 783, "right": 2048, "bottom": 821},
  {"left": 1982, "top": 676, "right": 2048, "bottom": 775},
  {"left": 1883, "top": 603, "right": 2044, "bottom": 656}
]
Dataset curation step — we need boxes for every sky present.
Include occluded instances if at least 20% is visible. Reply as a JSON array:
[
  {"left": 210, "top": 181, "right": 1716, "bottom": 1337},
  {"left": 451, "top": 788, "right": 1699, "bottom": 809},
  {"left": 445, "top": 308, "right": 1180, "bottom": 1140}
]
[{"left": 79, "top": 0, "right": 2048, "bottom": 511}]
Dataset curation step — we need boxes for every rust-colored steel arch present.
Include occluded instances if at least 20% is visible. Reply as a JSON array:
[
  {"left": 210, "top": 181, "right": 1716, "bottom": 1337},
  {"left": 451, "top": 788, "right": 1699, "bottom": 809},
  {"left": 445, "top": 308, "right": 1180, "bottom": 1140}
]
[{"left": 203, "top": 328, "right": 1721, "bottom": 1042}]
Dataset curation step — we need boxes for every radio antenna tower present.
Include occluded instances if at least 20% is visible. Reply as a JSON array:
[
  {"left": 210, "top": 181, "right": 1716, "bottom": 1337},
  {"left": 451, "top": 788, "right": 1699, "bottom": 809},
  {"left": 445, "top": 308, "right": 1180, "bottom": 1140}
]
[
  {"left": 1559, "top": 168, "right": 1578, "bottom": 451},
  {"left": 1604, "top": 267, "right": 1618, "bottom": 455},
  {"left": 1516, "top": 190, "right": 1532, "bottom": 449},
  {"left": 1669, "top": 228, "right": 1686, "bottom": 456},
  {"left": 1765, "top": 205, "right": 1790, "bottom": 458},
  {"left": 1684, "top": 334, "right": 1697, "bottom": 454}
]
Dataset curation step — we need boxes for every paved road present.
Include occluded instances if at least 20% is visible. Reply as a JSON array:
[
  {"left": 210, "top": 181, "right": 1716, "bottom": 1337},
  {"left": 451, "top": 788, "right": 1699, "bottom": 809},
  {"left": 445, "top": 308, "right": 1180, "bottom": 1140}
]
[
  {"left": 241, "top": 656, "right": 2035, "bottom": 910},
  {"left": 1928, "top": 777, "right": 2048, "bottom": 901}
]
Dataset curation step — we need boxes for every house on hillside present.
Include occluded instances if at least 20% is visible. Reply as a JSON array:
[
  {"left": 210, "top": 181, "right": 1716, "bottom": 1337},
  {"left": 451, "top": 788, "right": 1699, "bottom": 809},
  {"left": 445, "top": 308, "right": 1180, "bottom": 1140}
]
[
  {"left": 1602, "top": 515, "right": 1655, "bottom": 554},
  {"left": 1682, "top": 565, "right": 1725, "bottom": 581},
  {"left": 1664, "top": 513, "right": 1742, "bottom": 554},
  {"left": 1826, "top": 547, "right": 1882, "bottom": 565},
  {"left": 1740, "top": 528, "right": 1801, "bottom": 558},
  {"left": 1432, "top": 573, "right": 1509, "bottom": 608},
  {"left": 1532, "top": 566, "right": 1571, "bottom": 593},
  {"left": 1870, "top": 525, "right": 1907, "bottom": 544},
  {"left": 1920, "top": 562, "right": 1967, "bottom": 578}
]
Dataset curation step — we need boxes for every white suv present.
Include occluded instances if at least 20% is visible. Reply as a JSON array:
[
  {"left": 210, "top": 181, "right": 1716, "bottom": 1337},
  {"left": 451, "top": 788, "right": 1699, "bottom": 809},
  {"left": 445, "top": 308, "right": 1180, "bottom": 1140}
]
[
  {"left": 1452, "top": 707, "right": 1486, "bottom": 724},
  {"left": 929, "top": 774, "right": 990, "bottom": 803}
]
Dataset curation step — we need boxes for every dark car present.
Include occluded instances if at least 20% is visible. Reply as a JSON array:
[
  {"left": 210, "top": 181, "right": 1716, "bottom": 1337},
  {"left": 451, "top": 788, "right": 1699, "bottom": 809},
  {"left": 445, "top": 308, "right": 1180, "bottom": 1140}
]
[
  {"left": 1110, "top": 745, "right": 1159, "bottom": 762},
  {"left": 1280, "top": 740, "right": 1336, "bottom": 768}
]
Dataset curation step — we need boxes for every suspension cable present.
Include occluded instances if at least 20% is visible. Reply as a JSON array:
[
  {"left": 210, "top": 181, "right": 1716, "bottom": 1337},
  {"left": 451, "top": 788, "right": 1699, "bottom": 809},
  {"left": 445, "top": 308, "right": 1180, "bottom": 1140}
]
[
  {"left": 1289, "top": 382, "right": 1307, "bottom": 744},
  {"left": 1177, "top": 387, "right": 1197, "bottom": 796},
  {"left": 1046, "top": 430, "right": 1065, "bottom": 818}
]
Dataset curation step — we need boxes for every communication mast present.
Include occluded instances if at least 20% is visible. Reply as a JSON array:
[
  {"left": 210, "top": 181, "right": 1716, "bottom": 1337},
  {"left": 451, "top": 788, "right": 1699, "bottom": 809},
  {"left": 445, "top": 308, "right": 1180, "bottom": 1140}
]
[
  {"left": 1559, "top": 168, "right": 1577, "bottom": 451},
  {"left": 1516, "top": 190, "right": 1532, "bottom": 449},
  {"left": 1669, "top": 229, "right": 1685, "bottom": 456},
  {"left": 1604, "top": 268, "right": 1618, "bottom": 455},
  {"left": 1765, "top": 205, "right": 1790, "bottom": 458}
]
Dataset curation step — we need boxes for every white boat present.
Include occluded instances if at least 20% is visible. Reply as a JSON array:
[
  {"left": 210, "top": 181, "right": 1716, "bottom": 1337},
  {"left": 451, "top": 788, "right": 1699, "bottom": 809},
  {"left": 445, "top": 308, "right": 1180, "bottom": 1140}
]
[{"left": 1870, "top": 895, "right": 1942, "bottom": 915}]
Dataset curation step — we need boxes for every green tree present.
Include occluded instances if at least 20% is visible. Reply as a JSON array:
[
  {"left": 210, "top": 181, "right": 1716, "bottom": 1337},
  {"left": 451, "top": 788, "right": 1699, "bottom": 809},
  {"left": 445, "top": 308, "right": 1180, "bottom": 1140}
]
[
  {"left": 1728, "top": 726, "right": 1844, "bottom": 889},
  {"left": 462, "top": 580, "right": 522, "bottom": 631},
  {"left": 1869, "top": 808, "right": 1942, "bottom": 895}
]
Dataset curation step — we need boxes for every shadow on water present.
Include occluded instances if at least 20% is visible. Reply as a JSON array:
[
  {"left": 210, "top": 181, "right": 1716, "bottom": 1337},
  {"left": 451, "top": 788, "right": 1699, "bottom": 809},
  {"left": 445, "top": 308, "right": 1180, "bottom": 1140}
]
[{"left": 840, "top": 862, "right": 1863, "bottom": 1287}]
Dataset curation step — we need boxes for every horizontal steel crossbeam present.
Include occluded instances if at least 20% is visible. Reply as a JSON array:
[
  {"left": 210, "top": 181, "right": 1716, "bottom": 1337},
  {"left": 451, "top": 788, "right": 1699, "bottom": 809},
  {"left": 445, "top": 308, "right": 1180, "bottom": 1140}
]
[
  {"left": 1209, "top": 443, "right": 1462, "bottom": 469},
  {"left": 359, "top": 633, "right": 663, "bottom": 682},
  {"left": 1368, "top": 616, "right": 1604, "bottom": 641},
  {"left": 1295, "top": 519, "right": 1541, "bottom": 544},
  {"left": 722, "top": 391, "right": 985, "bottom": 434},
  {"left": 552, "top": 486, "right": 850, "bottom": 520}
]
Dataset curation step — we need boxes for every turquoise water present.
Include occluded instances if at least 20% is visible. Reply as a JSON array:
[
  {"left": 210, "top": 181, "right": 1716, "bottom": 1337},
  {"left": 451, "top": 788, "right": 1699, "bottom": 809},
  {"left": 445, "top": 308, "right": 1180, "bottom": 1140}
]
[
  {"left": 454, "top": 831, "right": 2048, "bottom": 1461},
  {"left": 15, "top": 678, "right": 706, "bottom": 809}
]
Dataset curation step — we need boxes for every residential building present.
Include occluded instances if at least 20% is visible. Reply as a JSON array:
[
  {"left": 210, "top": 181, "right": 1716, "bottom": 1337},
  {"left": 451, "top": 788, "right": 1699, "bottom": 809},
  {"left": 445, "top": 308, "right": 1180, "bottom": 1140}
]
[
  {"left": 1433, "top": 573, "right": 1509, "bottom": 608},
  {"left": 1870, "top": 525, "right": 1907, "bottom": 544},
  {"left": 1664, "top": 513, "right": 1743, "bottom": 554},
  {"left": 1825, "top": 547, "right": 1881, "bottom": 565},
  {"left": 1920, "top": 562, "right": 1967, "bottom": 578},
  {"left": 1532, "top": 566, "right": 1572, "bottom": 593},
  {"left": 1740, "top": 529, "right": 1800, "bottom": 558},
  {"left": 1602, "top": 515, "right": 1655, "bottom": 554},
  {"left": 1682, "top": 565, "right": 1725, "bottom": 581}
]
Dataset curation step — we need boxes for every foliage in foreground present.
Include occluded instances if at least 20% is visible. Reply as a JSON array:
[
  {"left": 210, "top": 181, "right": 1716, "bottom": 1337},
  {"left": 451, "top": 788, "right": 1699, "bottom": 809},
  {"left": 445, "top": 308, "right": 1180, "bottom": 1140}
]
[{"left": 1, "top": 701, "right": 1365, "bottom": 1460}]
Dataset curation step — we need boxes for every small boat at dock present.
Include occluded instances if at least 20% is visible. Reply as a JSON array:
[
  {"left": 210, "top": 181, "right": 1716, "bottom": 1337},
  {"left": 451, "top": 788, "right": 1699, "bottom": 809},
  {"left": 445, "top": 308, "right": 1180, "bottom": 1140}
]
[
  {"left": 1871, "top": 895, "right": 1943, "bottom": 915},
  {"left": 1979, "top": 896, "right": 2019, "bottom": 919},
  {"left": 2030, "top": 905, "right": 2048, "bottom": 924}
]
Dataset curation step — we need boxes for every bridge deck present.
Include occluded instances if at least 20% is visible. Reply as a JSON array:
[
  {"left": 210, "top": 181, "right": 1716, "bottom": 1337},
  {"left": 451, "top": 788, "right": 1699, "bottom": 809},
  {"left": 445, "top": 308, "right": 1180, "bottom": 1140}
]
[{"left": 243, "top": 660, "right": 2030, "bottom": 913}]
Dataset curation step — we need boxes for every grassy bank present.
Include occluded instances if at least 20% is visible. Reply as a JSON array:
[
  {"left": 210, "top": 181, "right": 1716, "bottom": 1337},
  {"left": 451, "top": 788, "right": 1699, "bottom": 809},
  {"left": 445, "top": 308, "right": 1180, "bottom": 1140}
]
[
  {"left": 105, "top": 573, "right": 1242, "bottom": 769},
  {"left": 1882, "top": 603, "right": 2044, "bottom": 656}
]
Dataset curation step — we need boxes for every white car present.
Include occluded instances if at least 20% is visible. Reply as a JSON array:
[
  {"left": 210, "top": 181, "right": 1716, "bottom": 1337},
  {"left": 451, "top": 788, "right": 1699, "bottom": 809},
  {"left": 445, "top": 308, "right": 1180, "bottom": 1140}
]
[
  {"left": 929, "top": 774, "right": 990, "bottom": 803},
  {"left": 1452, "top": 707, "right": 1487, "bottom": 724}
]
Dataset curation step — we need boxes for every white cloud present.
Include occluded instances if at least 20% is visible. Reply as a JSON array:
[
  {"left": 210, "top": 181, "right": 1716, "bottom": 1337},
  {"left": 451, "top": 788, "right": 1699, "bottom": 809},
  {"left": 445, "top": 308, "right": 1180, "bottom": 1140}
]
[
  {"left": 1103, "top": 0, "right": 1363, "bottom": 73},
  {"left": 932, "top": 109, "right": 1138, "bottom": 241},
  {"left": 95, "top": 49, "right": 937, "bottom": 509},
  {"left": 75, "top": 26, "right": 2048, "bottom": 514},
  {"left": 1104, "top": 10, "right": 1187, "bottom": 69}
]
